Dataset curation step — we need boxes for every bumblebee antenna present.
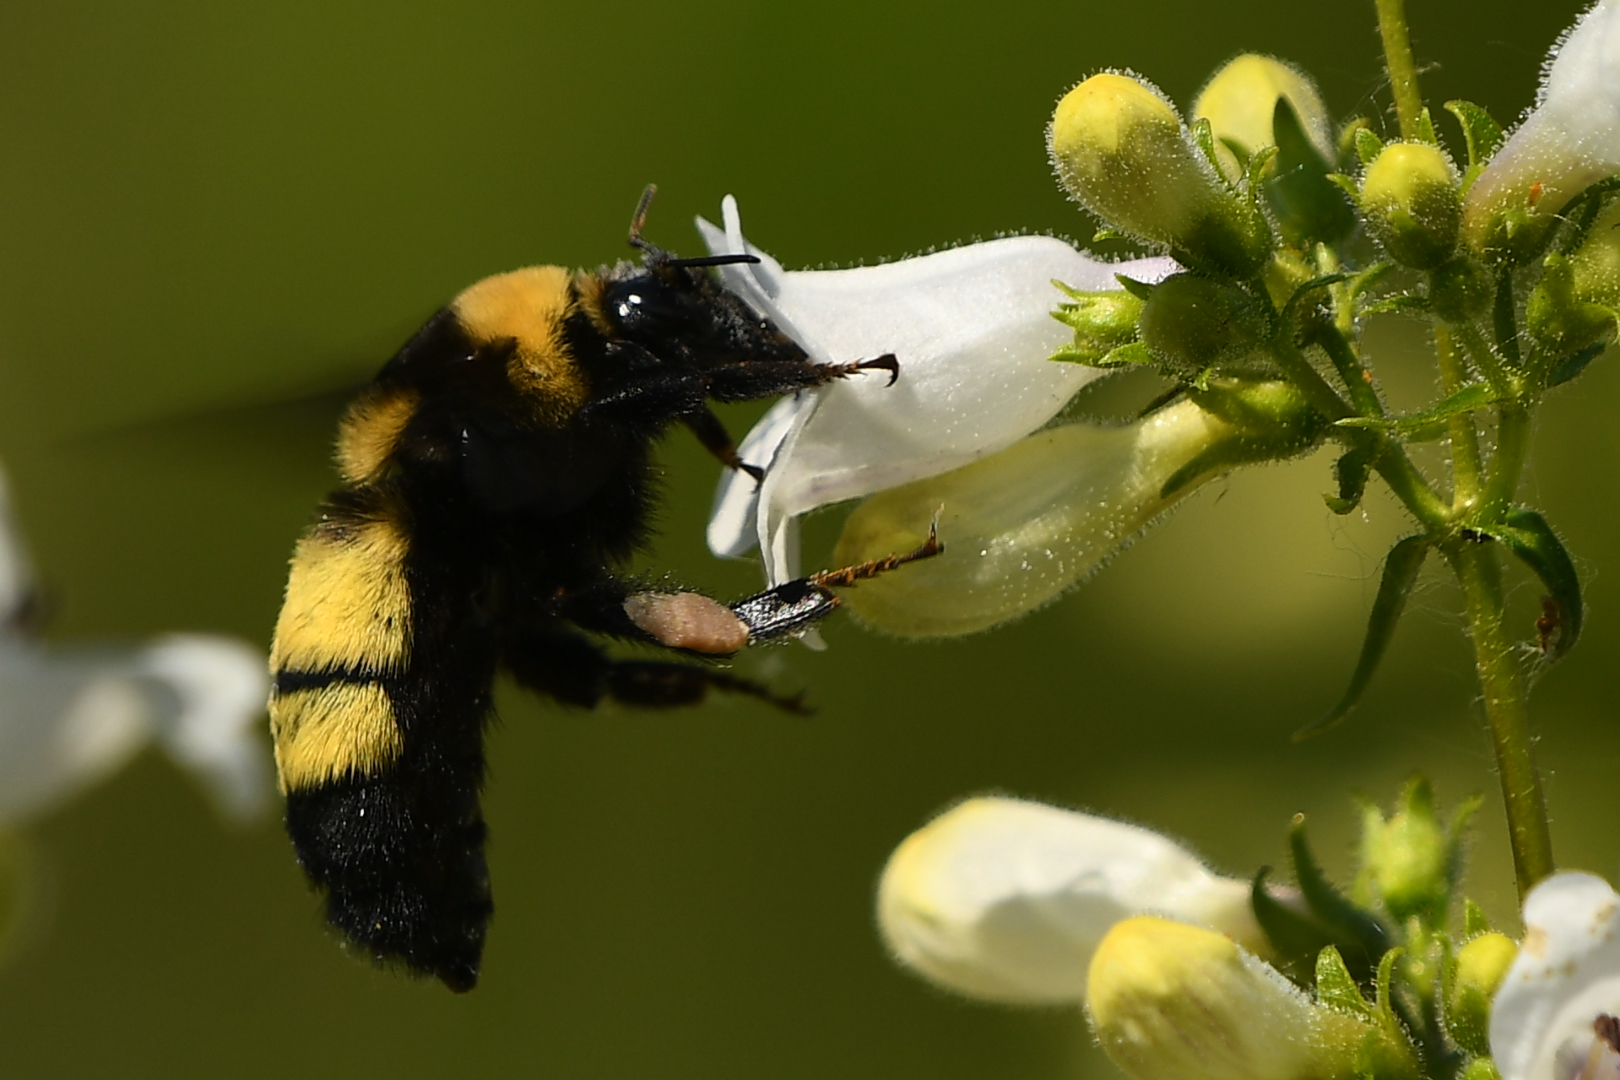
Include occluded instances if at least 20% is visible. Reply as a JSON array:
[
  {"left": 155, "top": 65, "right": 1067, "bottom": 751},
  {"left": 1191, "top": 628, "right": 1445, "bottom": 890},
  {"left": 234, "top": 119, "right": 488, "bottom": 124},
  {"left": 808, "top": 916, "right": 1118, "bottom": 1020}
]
[
  {"left": 629, "top": 184, "right": 658, "bottom": 252},
  {"left": 665, "top": 252, "right": 762, "bottom": 269}
]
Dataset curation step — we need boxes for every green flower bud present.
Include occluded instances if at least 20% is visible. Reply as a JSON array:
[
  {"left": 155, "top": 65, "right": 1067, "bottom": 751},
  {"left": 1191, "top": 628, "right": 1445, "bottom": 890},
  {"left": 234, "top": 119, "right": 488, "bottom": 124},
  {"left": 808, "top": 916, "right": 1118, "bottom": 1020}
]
[
  {"left": 1050, "top": 74, "right": 1272, "bottom": 275},
  {"left": 1052, "top": 286, "right": 1146, "bottom": 366},
  {"left": 1087, "top": 916, "right": 1388, "bottom": 1080},
  {"left": 1357, "top": 777, "right": 1461, "bottom": 926},
  {"left": 1429, "top": 257, "right": 1493, "bottom": 322},
  {"left": 1361, "top": 143, "right": 1463, "bottom": 269},
  {"left": 1138, "top": 273, "right": 1272, "bottom": 380},
  {"left": 1571, "top": 200, "right": 1620, "bottom": 308},
  {"left": 1448, "top": 932, "right": 1518, "bottom": 1056},
  {"left": 1193, "top": 54, "right": 1334, "bottom": 181},
  {"left": 1527, "top": 253, "right": 1617, "bottom": 356}
]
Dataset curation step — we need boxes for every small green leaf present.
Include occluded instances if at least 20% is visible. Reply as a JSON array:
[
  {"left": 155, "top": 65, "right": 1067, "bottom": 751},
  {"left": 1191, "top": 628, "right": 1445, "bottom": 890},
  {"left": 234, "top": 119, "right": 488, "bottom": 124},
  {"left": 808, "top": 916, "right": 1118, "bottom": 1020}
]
[
  {"left": 1375, "top": 946, "right": 1404, "bottom": 1020},
  {"left": 1355, "top": 127, "right": 1385, "bottom": 167},
  {"left": 1291, "top": 816, "right": 1391, "bottom": 974},
  {"left": 1463, "top": 899, "right": 1491, "bottom": 937},
  {"left": 1415, "top": 107, "right": 1439, "bottom": 147},
  {"left": 1091, "top": 227, "right": 1129, "bottom": 244},
  {"left": 1266, "top": 97, "right": 1357, "bottom": 245},
  {"left": 1547, "top": 341, "right": 1611, "bottom": 388},
  {"left": 1115, "top": 274, "right": 1157, "bottom": 302},
  {"left": 1359, "top": 293, "right": 1430, "bottom": 316},
  {"left": 1444, "top": 100, "right": 1504, "bottom": 180},
  {"left": 1335, "top": 382, "right": 1497, "bottom": 433},
  {"left": 1189, "top": 117, "right": 1224, "bottom": 179},
  {"left": 1325, "top": 446, "right": 1372, "bottom": 515},
  {"left": 1301, "top": 536, "right": 1429, "bottom": 736},
  {"left": 1472, "top": 509, "right": 1584, "bottom": 659},
  {"left": 1051, "top": 340, "right": 1150, "bottom": 367},
  {"left": 1253, "top": 868, "right": 1338, "bottom": 985},
  {"left": 1317, "top": 947, "right": 1376, "bottom": 1016},
  {"left": 1244, "top": 145, "right": 1280, "bottom": 196}
]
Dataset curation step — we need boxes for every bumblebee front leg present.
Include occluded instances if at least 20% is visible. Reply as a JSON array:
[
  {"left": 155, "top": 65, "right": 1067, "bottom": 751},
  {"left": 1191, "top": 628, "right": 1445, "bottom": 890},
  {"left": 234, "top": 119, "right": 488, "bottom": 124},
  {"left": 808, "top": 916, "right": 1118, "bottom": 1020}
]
[{"left": 730, "top": 523, "right": 943, "bottom": 642}]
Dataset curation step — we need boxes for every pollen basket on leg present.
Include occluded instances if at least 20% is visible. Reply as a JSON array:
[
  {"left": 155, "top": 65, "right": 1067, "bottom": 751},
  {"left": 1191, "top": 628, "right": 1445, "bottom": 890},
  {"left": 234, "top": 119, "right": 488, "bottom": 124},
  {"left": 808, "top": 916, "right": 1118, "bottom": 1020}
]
[
  {"left": 451, "top": 266, "right": 589, "bottom": 424},
  {"left": 270, "top": 681, "right": 403, "bottom": 792},
  {"left": 270, "top": 500, "right": 414, "bottom": 678}
]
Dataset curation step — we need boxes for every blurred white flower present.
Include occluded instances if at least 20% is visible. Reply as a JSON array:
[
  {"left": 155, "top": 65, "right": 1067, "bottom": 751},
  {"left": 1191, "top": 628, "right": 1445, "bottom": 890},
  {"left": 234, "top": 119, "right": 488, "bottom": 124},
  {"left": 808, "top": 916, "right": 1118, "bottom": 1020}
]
[
  {"left": 876, "top": 796, "right": 1264, "bottom": 1004},
  {"left": 0, "top": 467, "right": 270, "bottom": 824},
  {"left": 1492, "top": 872, "right": 1620, "bottom": 1080},
  {"left": 697, "top": 196, "right": 1176, "bottom": 589},
  {"left": 1464, "top": 0, "right": 1620, "bottom": 256}
]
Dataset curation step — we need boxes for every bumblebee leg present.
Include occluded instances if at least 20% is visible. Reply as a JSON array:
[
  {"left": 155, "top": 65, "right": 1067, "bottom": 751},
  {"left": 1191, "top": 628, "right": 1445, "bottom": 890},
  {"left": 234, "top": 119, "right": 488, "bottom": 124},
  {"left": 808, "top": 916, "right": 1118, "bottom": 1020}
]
[
  {"left": 503, "top": 628, "right": 807, "bottom": 715},
  {"left": 731, "top": 522, "right": 943, "bottom": 642},
  {"left": 683, "top": 406, "right": 764, "bottom": 482}
]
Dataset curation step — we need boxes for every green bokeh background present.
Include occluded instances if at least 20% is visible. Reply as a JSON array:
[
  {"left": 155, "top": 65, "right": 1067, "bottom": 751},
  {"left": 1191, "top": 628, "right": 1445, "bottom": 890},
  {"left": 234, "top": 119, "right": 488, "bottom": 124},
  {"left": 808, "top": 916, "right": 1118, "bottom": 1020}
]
[{"left": 0, "top": 1, "right": 1607, "bottom": 1076}]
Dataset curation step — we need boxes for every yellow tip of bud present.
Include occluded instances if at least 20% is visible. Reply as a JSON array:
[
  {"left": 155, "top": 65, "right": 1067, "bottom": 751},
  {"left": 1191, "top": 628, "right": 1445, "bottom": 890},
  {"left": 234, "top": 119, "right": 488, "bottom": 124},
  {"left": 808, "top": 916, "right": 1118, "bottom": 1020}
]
[
  {"left": 1361, "top": 143, "right": 1462, "bottom": 269},
  {"left": 1193, "top": 54, "right": 1334, "bottom": 177}
]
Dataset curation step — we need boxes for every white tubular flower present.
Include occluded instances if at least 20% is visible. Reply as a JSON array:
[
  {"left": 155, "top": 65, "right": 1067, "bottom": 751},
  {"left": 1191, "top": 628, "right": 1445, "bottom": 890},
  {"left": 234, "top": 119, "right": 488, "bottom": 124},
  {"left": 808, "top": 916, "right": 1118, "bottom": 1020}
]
[
  {"left": 876, "top": 796, "right": 1263, "bottom": 1004},
  {"left": 0, "top": 468, "right": 271, "bottom": 824},
  {"left": 1491, "top": 872, "right": 1620, "bottom": 1080},
  {"left": 698, "top": 196, "right": 1176, "bottom": 588},
  {"left": 1463, "top": 0, "right": 1620, "bottom": 259}
]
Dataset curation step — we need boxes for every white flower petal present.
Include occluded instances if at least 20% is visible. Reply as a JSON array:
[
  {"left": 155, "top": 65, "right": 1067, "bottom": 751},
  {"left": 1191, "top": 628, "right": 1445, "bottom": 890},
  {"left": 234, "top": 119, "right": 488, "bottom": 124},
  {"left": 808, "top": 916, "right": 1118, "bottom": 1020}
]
[
  {"left": 1492, "top": 872, "right": 1620, "bottom": 1080},
  {"left": 877, "top": 797, "right": 1261, "bottom": 1004},
  {"left": 706, "top": 393, "right": 815, "bottom": 558},
  {"left": 699, "top": 197, "right": 1176, "bottom": 586}
]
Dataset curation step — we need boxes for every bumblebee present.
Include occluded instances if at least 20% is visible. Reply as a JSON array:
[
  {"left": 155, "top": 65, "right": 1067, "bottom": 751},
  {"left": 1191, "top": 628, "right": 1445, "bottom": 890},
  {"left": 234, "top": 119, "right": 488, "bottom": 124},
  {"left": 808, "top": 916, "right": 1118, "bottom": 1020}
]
[{"left": 268, "top": 189, "right": 937, "bottom": 992}]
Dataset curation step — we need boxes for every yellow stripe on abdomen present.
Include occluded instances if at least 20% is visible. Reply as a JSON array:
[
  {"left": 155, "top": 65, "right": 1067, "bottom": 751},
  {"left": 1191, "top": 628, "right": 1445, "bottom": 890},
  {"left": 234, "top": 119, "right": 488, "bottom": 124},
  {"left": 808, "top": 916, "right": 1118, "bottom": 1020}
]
[
  {"left": 271, "top": 508, "right": 413, "bottom": 678},
  {"left": 270, "top": 680, "right": 403, "bottom": 793}
]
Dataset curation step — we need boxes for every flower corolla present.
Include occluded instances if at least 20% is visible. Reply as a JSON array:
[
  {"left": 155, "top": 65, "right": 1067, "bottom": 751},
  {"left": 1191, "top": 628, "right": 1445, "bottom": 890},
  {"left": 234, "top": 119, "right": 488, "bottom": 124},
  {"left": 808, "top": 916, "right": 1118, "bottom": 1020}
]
[
  {"left": 0, "top": 468, "right": 270, "bottom": 824},
  {"left": 698, "top": 197, "right": 1175, "bottom": 591},
  {"left": 876, "top": 796, "right": 1263, "bottom": 1004},
  {"left": 1491, "top": 872, "right": 1620, "bottom": 1080},
  {"left": 1463, "top": 0, "right": 1620, "bottom": 259}
]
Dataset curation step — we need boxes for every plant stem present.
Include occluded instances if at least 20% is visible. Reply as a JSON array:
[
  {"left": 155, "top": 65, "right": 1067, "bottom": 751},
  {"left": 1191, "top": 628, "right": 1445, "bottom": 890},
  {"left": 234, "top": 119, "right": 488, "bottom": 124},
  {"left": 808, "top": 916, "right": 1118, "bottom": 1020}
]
[
  {"left": 1446, "top": 540, "right": 1555, "bottom": 899},
  {"left": 1376, "top": 0, "right": 1424, "bottom": 140},
  {"left": 1434, "top": 325, "right": 1483, "bottom": 510},
  {"left": 1482, "top": 402, "right": 1531, "bottom": 516}
]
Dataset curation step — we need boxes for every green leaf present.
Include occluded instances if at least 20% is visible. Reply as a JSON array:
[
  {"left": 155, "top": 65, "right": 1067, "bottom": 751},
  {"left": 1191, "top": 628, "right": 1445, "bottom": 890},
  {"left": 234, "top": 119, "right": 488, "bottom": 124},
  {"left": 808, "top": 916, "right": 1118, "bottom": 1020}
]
[
  {"left": 1300, "top": 536, "right": 1430, "bottom": 736},
  {"left": 1266, "top": 97, "right": 1357, "bottom": 245},
  {"left": 1472, "top": 509, "right": 1584, "bottom": 660},
  {"left": 1463, "top": 898, "right": 1491, "bottom": 937},
  {"left": 1290, "top": 816, "right": 1391, "bottom": 975},
  {"left": 1375, "top": 946, "right": 1404, "bottom": 1020},
  {"left": 1325, "top": 446, "right": 1372, "bottom": 515},
  {"left": 1444, "top": 100, "right": 1504, "bottom": 180},
  {"left": 1189, "top": 117, "right": 1225, "bottom": 179},
  {"left": 1244, "top": 145, "right": 1280, "bottom": 195},
  {"left": 1115, "top": 274, "right": 1157, "bottom": 302},
  {"left": 1317, "top": 947, "right": 1375, "bottom": 1016},
  {"left": 1091, "top": 227, "right": 1129, "bottom": 244},
  {"left": 1355, "top": 126, "right": 1385, "bottom": 167},
  {"left": 1051, "top": 340, "right": 1149, "bottom": 367},
  {"left": 1335, "top": 382, "right": 1497, "bottom": 434},
  {"left": 1415, "top": 107, "right": 1439, "bottom": 146}
]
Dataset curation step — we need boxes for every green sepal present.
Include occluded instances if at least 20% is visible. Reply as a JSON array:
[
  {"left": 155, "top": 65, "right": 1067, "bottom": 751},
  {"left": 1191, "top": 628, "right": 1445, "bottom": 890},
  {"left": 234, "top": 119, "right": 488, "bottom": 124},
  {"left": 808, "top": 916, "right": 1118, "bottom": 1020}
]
[
  {"left": 1116, "top": 274, "right": 1157, "bottom": 302},
  {"left": 1282, "top": 273, "right": 1350, "bottom": 323},
  {"left": 1189, "top": 117, "right": 1226, "bottom": 181},
  {"left": 1414, "top": 107, "right": 1439, "bottom": 147},
  {"left": 1317, "top": 946, "right": 1376, "bottom": 1016},
  {"left": 1338, "top": 117, "right": 1373, "bottom": 168},
  {"left": 1444, "top": 100, "right": 1504, "bottom": 188},
  {"left": 1462, "top": 1058, "right": 1504, "bottom": 1080},
  {"left": 1375, "top": 947, "right": 1404, "bottom": 1021},
  {"left": 1252, "top": 867, "right": 1340, "bottom": 985},
  {"left": 1051, "top": 340, "right": 1150, "bottom": 367},
  {"left": 1544, "top": 334, "right": 1612, "bottom": 390},
  {"left": 1360, "top": 293, "right": 1431, "bottom": 316},
  {"left": 1301, "top": 536, "right": 1430, "bottom": 736},
  {"left": 1291, "top": 816, "right": 1391, "bottom": 974},
  {"left": 1091, "top": 227, "right": 1129, "bottom": 244},
  {"left": 1463, "top": 899, "right": 1491, "bottom": 938},
  {"left": 1335, "top": 382, "right": 1497, "bottom": 434},
  {"left": 1265, "top": 97, "right": 1356, "bottom": 245},
  {"left": 1325, "top": 445, "right": 1372, "bottom": 515},
  {"left": 1355, "top": 127, "right": 1386, "bottom": 167},
  {"left": 1470, "top": 509, "right": 1584, "bottom": 659},
  {"left": 1326, "top": 172, "right": 1360, "bottom": 200},
  {"left": 1244, "top": 145, "right": 1279, "bottom": 198}
]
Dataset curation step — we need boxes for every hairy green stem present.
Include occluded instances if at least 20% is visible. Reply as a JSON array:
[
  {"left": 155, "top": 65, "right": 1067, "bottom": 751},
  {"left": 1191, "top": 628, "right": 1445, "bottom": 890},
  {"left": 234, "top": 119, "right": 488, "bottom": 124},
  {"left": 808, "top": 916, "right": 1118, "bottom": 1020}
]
[
  {"left": 1376, "top": 0, "right": 1424, "bottom": 140},
  {"left": 1435, "top": 325, "right": 1483, "bottom": 510},
  {"left": 1482, "top": 403, "right": 1531, "bottom": 515},
  {"left": 1451, "top": 320, "right": 1520, "bottom": 397},
  {"left": 1446, "top": 541, "right": 1555, "bottom": 899}
]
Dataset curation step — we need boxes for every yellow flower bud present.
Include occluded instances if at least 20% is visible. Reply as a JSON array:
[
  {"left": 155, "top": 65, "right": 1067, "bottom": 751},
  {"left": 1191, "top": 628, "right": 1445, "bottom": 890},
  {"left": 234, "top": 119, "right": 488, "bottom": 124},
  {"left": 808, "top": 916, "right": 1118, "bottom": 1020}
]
[
  {"left": 1050, "top": 74, "right": 1272, "bottom": 275},
  {"left": 1361, "top": 143, "right": 1463, "bottom": 269},
  {"left": 1087, "top": 917, "right": 1372, "bottom": 1080},
  {"left": 1193, "top": 54, "right": 1334, "bottom": 180},
  {"left": 1449, "top": 932, "right": 1518, "bottom": 1056}
]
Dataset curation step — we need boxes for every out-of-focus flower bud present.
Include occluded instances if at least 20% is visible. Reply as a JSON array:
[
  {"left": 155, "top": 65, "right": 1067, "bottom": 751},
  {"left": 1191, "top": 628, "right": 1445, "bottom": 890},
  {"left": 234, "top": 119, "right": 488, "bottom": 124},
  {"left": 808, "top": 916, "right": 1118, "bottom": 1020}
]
[
  {"left": 1430, "top": 257, "right": 1494, "bottom": 322},
  {"left": 1087, "top": 917, "right": 1389, "bottom": 1080},
  {"left": 1450, "top": 932, "right": 1518, "bottom": 1056},
  {"left": 1357, "top": 777, "right": 1465, "bottom": 926},
  {"left": 1362, "top": 143, "right": 1463, "bottom": 269},
  {"left": 831, "top": 389, "right": 1321, "bottom": 638},
  {"left": 1463, "top": 0, "right": 1620, "bottom": 261},
  {"left": 1137, "top": 272, "right": 1272, "bottom": 380},
  {"left": 1193, "top": 54, "right": 1334, "bottom": 180},
  {"left": 877, "top": 797, "right": 1262, "bottom": 1004},
  {"left": 1050, "top": 74, "right": 1273, "bottom": 275},
  {"left": 1526, "top": 253, "right": 1618, "bottom": 356},
  {"left": 1571, "top": 200, "right": 1620, "bottom": 304}
]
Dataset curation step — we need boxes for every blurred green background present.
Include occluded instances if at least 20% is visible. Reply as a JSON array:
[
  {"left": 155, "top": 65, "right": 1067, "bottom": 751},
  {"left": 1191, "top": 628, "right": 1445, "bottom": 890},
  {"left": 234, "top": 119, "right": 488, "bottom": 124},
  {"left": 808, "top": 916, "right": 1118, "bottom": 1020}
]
[{"left": 0, "top": 0, "right": 1607, "bottom": 1076}]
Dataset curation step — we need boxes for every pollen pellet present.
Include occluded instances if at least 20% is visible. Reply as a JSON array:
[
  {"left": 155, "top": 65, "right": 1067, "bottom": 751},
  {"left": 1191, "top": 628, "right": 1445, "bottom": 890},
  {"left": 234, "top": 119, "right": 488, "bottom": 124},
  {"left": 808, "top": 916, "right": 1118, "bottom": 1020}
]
[{"left": 624, "top": 592, "right": 751, "bottom": 654}]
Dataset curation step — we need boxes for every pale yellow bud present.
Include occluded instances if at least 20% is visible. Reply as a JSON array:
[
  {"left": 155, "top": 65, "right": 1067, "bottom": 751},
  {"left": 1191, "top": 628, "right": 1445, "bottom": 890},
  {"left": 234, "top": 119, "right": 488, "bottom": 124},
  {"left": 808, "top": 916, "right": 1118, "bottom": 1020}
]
[
  {"left": 1194, "top": 54, "right": 1334, "bottom": 180},
  {"left": 1361, "top": 143, "right": 1463, "bottom": 269}
]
